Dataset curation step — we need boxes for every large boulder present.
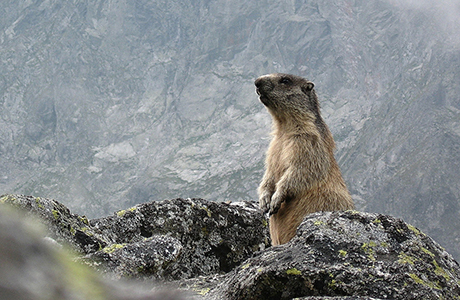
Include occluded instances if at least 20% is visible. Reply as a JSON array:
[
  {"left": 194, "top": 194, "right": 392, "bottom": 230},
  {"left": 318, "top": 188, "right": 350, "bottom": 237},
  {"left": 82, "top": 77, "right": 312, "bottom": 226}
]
[
  {"left": 208, "top": 210, "right": 460, "bottom": 300},
  {"left": 0, "top": 194, "right": 109, "bottom": 253},
  {"left": 0, "top": 194, "right": 270, "bottom": 281},
  {"left": 86, "top": 197, "right": 270, "bottom": 280},
  {"left": 0, "top": 203, "right": 188, "bottom": 300}
]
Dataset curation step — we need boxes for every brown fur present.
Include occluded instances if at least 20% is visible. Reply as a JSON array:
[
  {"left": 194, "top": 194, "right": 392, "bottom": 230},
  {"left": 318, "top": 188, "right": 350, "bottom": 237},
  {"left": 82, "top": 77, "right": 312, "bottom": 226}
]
[{"left": 255, "top": 73, "right": 354, "bottom": 246}]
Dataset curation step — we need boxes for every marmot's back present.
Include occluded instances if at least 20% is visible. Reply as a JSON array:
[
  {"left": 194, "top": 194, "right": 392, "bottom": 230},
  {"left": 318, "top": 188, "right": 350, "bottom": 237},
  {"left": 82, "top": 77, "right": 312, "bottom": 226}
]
[{"left": 255, "top": 73, "right": 354, "bottom": 245}]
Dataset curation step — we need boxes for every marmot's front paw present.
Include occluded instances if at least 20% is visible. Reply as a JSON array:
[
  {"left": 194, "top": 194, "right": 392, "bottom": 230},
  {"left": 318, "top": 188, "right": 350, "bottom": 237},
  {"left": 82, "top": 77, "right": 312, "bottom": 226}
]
[
  {"left": 269, "top": 191, "right": 284, "bottom": 215},
  {"left": 259, "top": 192, "right": 271, "bottom": 213}
]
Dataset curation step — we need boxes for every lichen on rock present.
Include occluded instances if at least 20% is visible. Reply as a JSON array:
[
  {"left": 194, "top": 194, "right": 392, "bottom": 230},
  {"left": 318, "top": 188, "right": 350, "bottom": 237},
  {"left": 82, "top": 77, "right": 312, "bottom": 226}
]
[
  {"left": 0, "top": 194, "right": 270, "bottom": 282},
  {"left": 88, "top": 198, "right": 270, "bottom": 280},
  {"left": 209, "top": 211, "right": 460, "bottom": 300},
  {"left": 2, "top": 194, "right": 460, "bottom": 299},
  {"left": 0, "top": 202, "right": 188, "bottom": 300},
  {"left": 0, "top": 194, "right": 109, "bottom": 254}
]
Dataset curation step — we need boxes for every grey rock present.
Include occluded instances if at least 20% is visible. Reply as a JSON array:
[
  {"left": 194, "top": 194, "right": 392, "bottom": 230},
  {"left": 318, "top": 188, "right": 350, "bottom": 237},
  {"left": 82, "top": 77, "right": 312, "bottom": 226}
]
[
  {"left": 1, "top": 194, "right": 270, "bottom": 281},
  {"left": 0, "top": 203, "right": 188, "bottom": 300},
  {"left": 85, "top": 235, "right": 183, "bottom": 280},
  {"left": 3, "top": 194, "right": 460, "bottom": 299},
  {"left": 293, "top": 298, "right": 383, "bottom": 300},
  {"left": 88, "top": 198, "right": 270, "bottom": 280},
  {"left": 0, "top": 194, "right": 109, "bottom": 254},
  {"left": 208, "top": 211, "right": 460, "bottom": 300}
]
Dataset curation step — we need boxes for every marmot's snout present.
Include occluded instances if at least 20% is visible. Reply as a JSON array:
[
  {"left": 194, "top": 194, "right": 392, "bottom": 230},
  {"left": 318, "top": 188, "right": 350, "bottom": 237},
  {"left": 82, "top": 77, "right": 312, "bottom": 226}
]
[
  {"left": 255, "top": 75, "right": 274, "bottom": 94},
  {"left": 255, "top": 75, "right": 274, "bottom": 105}
]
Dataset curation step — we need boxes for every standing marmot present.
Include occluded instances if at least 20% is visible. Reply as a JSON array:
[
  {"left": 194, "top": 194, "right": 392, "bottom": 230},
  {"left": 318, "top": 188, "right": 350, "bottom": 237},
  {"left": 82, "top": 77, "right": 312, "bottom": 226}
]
[{"left": 255, "top": 73, "right": 354, "bottom": 246}]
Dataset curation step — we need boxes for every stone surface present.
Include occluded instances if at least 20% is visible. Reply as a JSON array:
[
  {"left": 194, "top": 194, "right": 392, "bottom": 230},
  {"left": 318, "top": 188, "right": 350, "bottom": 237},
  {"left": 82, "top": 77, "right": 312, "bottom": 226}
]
[
  {"left": 0, "top": 194, "right": 270, "bottom": 281},
  {"left": 0, "top": 194, "right": 109, "bottom": 254},
  {"left": 88, "top": 198, "right": 270, "bottom": 280},
  {"left": 0, "top": 203, "right": 189, "bottom": 300},
  {"left": 3, "top": 194, "right": 460, "bottom": 299},
  {"left": 208, "top": 211, "right": 460, "bottom": 300}
]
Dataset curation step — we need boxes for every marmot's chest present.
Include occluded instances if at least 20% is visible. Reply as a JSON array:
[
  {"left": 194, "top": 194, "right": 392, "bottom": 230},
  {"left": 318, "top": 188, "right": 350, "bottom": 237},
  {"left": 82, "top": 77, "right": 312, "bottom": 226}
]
[{"left": 269, "top": 135, "right": 299, "bottom": 180}]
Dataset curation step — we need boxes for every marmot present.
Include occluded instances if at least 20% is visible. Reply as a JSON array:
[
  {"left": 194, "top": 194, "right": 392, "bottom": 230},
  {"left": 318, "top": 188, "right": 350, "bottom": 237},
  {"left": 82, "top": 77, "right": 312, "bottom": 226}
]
[{"left": 255, "top": 73, "right": 354, "bottom": 246}]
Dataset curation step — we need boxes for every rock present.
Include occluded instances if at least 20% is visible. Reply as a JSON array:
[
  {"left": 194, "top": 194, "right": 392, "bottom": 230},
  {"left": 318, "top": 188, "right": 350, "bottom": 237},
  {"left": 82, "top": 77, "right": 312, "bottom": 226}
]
[
  {"left": 87, "top": 198, "right": 270, "bottom": 280},
  {"left": 0, "top": 194, "right": 270, "bottom": 281},
  {"left": 295, "top": 296, "right": 380, "bottom": 300},
  {"left": 0, "top": 194, "right": 109, "bottom": 254},
  {"left": 0, "top": 203, "right": 189, "bottom": 300},
  {"left": 84, "top": 235, "right": 184, "bottom": 279},
  {"left": 208, "top": 210, "right": 460, "bottom": 300},
  {"left": 3, "top": 194, "right": 460, "bottom": 299}
]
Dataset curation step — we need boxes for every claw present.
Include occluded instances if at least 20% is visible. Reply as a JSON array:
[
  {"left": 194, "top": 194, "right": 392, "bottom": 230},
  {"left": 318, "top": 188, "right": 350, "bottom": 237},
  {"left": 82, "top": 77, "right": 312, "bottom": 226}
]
[
  {"left": 269, "top": 205, "right": 279, "bottom": 216},
  {"left": 269, "top": 195, "right": 283, "bottom": 216}
]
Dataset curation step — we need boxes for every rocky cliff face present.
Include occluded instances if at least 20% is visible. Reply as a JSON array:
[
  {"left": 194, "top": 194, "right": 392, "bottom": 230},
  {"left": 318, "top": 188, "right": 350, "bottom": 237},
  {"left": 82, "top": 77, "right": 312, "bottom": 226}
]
[{"left": 1, "top": 0, "right": 460, "bottom": 260}]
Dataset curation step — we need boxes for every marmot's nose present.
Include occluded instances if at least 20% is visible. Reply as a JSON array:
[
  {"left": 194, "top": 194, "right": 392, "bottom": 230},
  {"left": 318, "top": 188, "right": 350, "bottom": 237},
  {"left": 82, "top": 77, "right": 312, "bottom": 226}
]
[
  {"left": 254, "top": 77, "right": 264, "bottom": 88},
  {"left": 255, "top": 75, "right": 274, "bottom": 91}
]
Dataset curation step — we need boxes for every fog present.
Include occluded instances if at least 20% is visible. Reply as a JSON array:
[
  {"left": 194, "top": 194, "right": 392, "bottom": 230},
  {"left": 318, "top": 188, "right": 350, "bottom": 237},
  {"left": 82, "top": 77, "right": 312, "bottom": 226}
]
[{"left": 389, "top": 0, "right": 460, "bottom": 43}]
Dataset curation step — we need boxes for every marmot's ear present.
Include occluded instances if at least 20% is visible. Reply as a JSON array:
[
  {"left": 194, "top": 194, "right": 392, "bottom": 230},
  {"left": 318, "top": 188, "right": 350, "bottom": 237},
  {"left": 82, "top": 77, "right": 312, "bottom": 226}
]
[{"left": 302, "top": 81, "right": 314, "bottom": 93}]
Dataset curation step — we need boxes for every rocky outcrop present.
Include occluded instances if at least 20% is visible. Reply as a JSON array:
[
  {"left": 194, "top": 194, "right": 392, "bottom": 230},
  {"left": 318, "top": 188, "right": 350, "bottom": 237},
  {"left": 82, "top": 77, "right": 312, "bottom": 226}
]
[
  {"left": 0, "top": 194, "right": 109, "bottom": 253},
  {"left": 2, "top": 194, "right": 460, "bottom": 299},
  {"left": 0, "top": 202, "right": 188, "bottom": 300},
  {"left": 209, "top": 211, "right": 460, "bottom": 300},
  {"left": 86, "top": 197, "right": 270, "bottom": 280},
  {"left": 0, "top": 194, "right": 270, "bottom": 281}
]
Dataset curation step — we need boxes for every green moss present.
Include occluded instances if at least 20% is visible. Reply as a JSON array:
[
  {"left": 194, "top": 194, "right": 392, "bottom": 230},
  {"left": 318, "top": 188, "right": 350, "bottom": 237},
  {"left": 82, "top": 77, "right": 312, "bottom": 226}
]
[
  {"left": 398, "top": 252, "right": 418, "bottom": 265},
  {"left": 102, "top": 243, "right": 125, "bottom": 254},
  {"left": 241, "top": 263, "right": 251, "bottom": 269},
  {"left": 407, "top": 224, "right": 422, "bottom": 236},
  {"left": 78, "top": 216, "right": 90, "bottom": 225},
  {"left": 361, "top": 241, "right": 377, "bottom": 261},
  {"left": 372, "top": 218, "right": 381, "bottom": 224},
  {"left": 433, "top": 260, "right": 451, "bottom": 281},
  {"left": 0, "top": 195, "right": 10, "bottom": 203},
  {"left": 314, "top": 220, "right": 325, "bottom": 226},
  {"left": 200, "top": 206, "right": 212, "bottom": 218},
  {"left": 195, "top": 288, "right": 210, "bottom": 295},
  {"left": 116, "top": 209, "right": 127, "bottom": 218},
  {"left": 409, "top": 273, "right": 424, "bottom": 284},
  {"left": 116, "top": 206, "right": 137, "bottom": 218},
  {"left": 409, "top": 273, "right": 442, "bottom": 290},
  {"left": 52, "top": 209, "right": 60, "bottom": 220},
  {"left": 286, "top": 268, "right": 302, "bottom": 275},
  {"left": 35, "top": 198, "right": 45, "bottom": 209},
  {"left": 80, "top": 227, "right": 92, "bottom": 235},
  {"left": 421, "top": 247, "right": 435, "bottom": 258},
  {"left": 328, "top": 279, "right": 337, "bottom": 289},
  {"left": 261, "top": 218, "right": 268, "bottom": 227},
  {"left": 338, "top": 250, "right": 347, "bottom": 257}
]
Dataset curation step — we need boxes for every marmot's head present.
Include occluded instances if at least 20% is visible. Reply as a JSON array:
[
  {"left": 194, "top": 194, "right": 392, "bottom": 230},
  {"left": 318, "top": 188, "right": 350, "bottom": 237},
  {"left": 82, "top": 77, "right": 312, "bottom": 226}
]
[{"left": 255, "top": 73, "right": 320, "bottom": 122}]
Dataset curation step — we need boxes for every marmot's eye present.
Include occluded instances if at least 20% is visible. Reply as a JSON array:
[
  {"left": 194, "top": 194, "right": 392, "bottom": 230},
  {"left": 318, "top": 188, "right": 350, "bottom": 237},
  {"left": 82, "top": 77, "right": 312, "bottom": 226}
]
[{"left": 280, "top": 77, "right": 293, "bottom": 85}]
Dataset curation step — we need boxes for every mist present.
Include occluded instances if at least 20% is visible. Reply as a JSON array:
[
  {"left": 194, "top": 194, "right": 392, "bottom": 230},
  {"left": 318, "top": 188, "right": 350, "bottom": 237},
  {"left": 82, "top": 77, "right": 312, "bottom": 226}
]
[{"left": 389, "top": 0, "right": 460, "bottom": 43}]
